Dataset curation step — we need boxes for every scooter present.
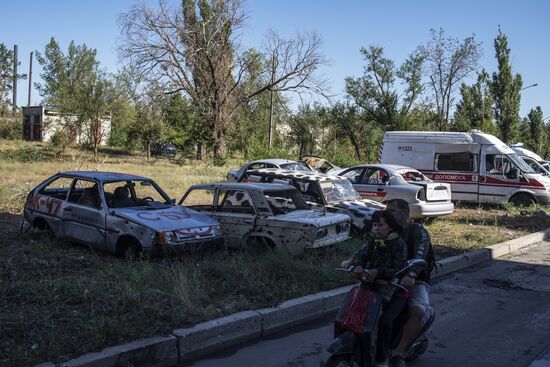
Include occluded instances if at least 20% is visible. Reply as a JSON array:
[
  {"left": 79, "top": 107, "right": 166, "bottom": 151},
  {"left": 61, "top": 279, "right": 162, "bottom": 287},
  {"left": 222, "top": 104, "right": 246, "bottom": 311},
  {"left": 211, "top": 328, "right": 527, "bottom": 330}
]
[{"left": 324, "top": 259, "right": 431, "bottom": 367}]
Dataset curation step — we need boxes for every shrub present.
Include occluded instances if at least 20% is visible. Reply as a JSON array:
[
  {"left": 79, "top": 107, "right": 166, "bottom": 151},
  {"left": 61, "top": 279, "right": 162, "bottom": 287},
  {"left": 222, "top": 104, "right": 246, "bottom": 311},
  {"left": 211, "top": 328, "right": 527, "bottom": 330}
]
[
  {"left": 0, "top": 116, "right": 22, "bottom": 140},
  {"left": 1, "top": 147, "right": 47, "bottom": 162}
]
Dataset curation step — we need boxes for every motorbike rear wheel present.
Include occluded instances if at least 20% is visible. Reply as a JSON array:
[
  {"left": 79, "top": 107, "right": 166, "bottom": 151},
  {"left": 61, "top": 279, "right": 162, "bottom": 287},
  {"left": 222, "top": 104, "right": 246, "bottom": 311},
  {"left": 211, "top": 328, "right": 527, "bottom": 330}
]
[{"left": 324, "top": 355, "right": 360, "bottom": 367}]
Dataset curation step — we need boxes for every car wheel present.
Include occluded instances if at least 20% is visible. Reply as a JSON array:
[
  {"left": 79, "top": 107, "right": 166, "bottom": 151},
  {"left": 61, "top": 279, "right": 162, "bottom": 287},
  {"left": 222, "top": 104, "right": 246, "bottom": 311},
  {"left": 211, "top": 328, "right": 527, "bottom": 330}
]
[
  {"left": 509, "top": 193, "right": 536, "bottom": 207},
  {"left": 116, "top": 237, "right": 142, "bottom": 259}
]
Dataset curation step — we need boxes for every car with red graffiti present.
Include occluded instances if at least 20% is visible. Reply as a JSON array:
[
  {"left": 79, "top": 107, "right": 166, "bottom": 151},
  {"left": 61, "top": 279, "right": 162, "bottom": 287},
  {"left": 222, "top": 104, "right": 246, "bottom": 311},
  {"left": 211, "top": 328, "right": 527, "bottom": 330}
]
[
  {"left": 23, "top": 171, "right": 223, "bottom": 257},
  {"left": 331, "top": 164, "right": 454, "bottom": 219}
]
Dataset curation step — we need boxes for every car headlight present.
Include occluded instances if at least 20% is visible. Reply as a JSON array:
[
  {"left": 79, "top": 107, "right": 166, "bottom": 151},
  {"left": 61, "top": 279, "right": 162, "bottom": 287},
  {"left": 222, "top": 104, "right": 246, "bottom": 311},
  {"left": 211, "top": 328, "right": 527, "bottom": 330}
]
[
  {"left": 316, "top": 228, "right": 328, "bottom": 239},
  {"left": 158, "top": 231, "right": 178, "bottom": 245},
  {"left": 336, "top": 222, "right": 350, "bottom": 234}
]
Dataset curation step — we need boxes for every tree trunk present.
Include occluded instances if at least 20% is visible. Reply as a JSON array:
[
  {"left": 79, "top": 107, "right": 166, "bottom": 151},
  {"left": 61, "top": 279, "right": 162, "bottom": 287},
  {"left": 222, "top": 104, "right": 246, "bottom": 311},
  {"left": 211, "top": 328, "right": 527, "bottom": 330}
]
[{"left": 196, "top": 143, "right": 204, "bottom": 160}]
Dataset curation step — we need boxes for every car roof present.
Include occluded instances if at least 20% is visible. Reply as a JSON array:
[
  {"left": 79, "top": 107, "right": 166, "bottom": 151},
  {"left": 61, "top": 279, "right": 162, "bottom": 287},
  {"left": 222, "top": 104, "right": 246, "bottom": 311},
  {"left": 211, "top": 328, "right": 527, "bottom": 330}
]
[
  {"left": 249, "top": 159, "right": 305, "bottom": 166},
  {"left": 246, "top": 168, "right": 347, "bottom": 182},
  {"left": 190, "top": 182, "right": 295, "bottom": 192},
  {"left": 344, "top": 164, "right": 420, "bottom": 174},
  {"left": 58, "top": 171, "right": 150, "bottom": 182}
]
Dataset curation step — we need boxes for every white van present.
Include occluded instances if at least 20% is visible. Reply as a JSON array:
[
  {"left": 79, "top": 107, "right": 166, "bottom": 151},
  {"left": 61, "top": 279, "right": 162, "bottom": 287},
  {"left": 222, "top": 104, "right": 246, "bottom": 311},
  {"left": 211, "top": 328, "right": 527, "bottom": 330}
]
[
  {"left": 380, "top": 131, "right": 550, "bottom": 206},
  {"left": 509, "top": 143, "right": 550, "bottom": 175}
]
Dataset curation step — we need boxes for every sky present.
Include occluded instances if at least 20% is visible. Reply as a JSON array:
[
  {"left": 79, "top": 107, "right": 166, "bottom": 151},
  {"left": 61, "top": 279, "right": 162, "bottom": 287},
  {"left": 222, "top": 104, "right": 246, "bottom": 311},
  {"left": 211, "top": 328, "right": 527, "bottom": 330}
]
[{"left": 1, "top": 0, "right": 549, "bottom": 119}]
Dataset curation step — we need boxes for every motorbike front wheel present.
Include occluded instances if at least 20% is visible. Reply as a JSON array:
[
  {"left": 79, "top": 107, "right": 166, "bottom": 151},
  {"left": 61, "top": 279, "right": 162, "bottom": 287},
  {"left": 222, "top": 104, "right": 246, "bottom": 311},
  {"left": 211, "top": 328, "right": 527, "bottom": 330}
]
[{"left": 324, "top": 355, "right": 361, "bottom": 367}]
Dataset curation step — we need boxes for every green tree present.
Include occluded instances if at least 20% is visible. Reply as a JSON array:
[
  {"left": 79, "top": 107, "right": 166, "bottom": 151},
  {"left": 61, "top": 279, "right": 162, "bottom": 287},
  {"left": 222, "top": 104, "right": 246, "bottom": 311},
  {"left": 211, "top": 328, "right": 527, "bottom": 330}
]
[
  {"left": 286, "top": 104, "right": 325, "bottom": 157},
  {"left": 345, "top": 46, "right": 426, "bottom": 132},
  {"left": 36, "top": 38, "right": 114, "bottom": 154},
  {"left": 421, "top": 28, "right": 481, "bottom": 130},
  {"left": 527, "top": 106, "right": 545, "bottom": 155},
  {"left": 453, "top": 70, "right": 497, "bottom": 134},
  {"left": 491, "top": 29, "right": 523, "bottom": 143},
  {"left": 0, "top": 43, "right": 26, "bottom": 116}
]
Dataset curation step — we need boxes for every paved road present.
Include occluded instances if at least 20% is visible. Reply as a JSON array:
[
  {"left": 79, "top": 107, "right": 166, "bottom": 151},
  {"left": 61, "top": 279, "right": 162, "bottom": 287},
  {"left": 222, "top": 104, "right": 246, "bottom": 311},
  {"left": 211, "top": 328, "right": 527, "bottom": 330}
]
[{"left": 183, "top": 241, "right": 550, "bottom": 367}]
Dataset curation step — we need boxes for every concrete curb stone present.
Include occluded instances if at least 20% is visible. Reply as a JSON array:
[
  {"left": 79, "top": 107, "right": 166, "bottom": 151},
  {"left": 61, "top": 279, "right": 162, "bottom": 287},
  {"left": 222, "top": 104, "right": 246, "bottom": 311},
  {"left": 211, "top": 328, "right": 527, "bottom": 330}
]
[
  {"left": 36, "top": 227, "right": 549, "bottom": 367},
  {"left": 57, "top": 335, "right": 177, "bottom": 367},
  {"left": 173, "top": 310, "right": 261, "bottom": 362}
]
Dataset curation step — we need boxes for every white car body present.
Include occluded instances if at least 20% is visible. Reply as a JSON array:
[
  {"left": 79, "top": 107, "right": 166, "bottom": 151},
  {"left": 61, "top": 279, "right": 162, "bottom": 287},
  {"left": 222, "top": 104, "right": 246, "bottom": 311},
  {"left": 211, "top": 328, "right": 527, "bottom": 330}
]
[
  {"left": 227, "top": 159, "right": 312, "bottom": 182},
  {"left": 331, "top": 164, "right": 454, "bottom": 219}
]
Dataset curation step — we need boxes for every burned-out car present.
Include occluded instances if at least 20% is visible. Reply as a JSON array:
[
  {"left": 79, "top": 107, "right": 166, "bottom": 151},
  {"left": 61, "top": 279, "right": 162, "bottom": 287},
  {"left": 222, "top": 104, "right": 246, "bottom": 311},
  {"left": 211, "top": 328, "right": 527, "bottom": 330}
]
[
  {"left": 226, "top": 159, "right": 312, "bottom": 182},
  {"left": 180, "top": 182, "right": 351, "bottom": 255},
  {"left": 300, "top": 156, "right": 340, "bottom": 173},
  {"left": 239, "top": 169, "right": 385, "bottom": 233},
  {"left": 331, "top": 164, "right": 454, "bottom": 219},
  {"left": 23, "top": 171, "right": 223, "bottom": 257}
]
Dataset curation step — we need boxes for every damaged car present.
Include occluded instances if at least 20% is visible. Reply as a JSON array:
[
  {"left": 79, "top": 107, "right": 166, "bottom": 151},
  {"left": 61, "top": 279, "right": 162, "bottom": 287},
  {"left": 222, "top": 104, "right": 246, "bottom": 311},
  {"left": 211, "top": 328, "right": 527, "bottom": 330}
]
[
  {"left": 23, "top": 171, "right": 223, "bottom": 257},
  {"left": 332, "top": 164, "right": 454, "bottom": 219},
  {"left": 301, "top": 156, "right": 340, "bottom": 173},
  {"left": 226, "top": 159, "right": 312, "bottom": 182},
  {"left": 180, "top": 182, "right": 351, "bottom": 255},
  {"left": 239, "top": 169, "right": 385, "bottom": 233}
]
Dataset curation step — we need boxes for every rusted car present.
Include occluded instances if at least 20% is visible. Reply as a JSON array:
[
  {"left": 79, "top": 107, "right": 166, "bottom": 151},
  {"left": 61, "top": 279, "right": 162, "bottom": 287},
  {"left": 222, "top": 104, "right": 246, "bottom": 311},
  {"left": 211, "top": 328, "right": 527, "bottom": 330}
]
[
  {"left": 239, "top": 169, "right": 385, "bottom": 233},
  {"left": 226, "top": 159, "right": 312, "bottom": 182},
  {"left": 332, "top": 164, "right": 454, "bottom": 219},
  {"left": 23, "top": 171, "right": 223, "bottom": 257},
  {"left": 301, "top": 156, "right": 340, "bottom": 173},
  {"left": 180, "top": 182, "right": 351, "bottom": 255}
]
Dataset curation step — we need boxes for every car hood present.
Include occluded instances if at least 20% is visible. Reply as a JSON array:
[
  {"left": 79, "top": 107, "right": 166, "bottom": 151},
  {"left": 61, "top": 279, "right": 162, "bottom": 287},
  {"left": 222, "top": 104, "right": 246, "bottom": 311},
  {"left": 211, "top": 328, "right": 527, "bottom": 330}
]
[
  {"left": 111, "top": 205, "right": 219, "bottom": 232},
  {"left": 332, "top": 199, "right": 385, "bottom": 212},
  {"left": 268, "top": 209, "right": 350, "bottom": 226}
]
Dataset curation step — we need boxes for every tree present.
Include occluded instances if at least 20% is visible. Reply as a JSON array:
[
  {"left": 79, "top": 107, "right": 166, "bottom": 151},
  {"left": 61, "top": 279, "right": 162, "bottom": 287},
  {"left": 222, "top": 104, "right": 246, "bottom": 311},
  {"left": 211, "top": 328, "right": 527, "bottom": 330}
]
[
  {"left": 421, "top": 28, "right": 481, "bottom": 130},
  {"left": 286, "top": 103, "right": 324, "bottom": 158},
  {"left": 36, "top": 38, "right": 114, "bottom": 154},
  {"left": 527, "top": 106, "right": 545, "bottom": 155},
  {"left": 453, "top": 70, "right": 496, "bottom": 134},
  {"left": 491, "top": 28, "right": 523, "bottom": 143},
  {"left": 118, "top": 0, "right": 327, "bottom": 159},
  {"left": 345, "top": 46, "right": 426, "bottom": 132},
  {"left": 0, "top": 43, "right": 26, "bottom": 116}
]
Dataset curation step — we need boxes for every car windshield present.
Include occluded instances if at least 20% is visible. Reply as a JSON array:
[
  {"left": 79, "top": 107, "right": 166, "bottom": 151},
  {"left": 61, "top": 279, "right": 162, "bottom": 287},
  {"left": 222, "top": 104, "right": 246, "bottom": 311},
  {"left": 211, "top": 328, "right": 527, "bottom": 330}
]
[
  {"left": 508, "top": 153, "right": 535, "bottom": 173},
  {"left": 319, "top": 179, "right": 359, "bottom": 203},
  {"left": 280, "top": 162, "right": 311, "bottom": 171},
  {"left": 264, "top": 189, "right": 308, "bottom": 215},
  {"left": 399, "top": 170, "right": 430, "bottom": 182},
  {"left": 104, "top": 180, "right": 171, "bottom": 208}
]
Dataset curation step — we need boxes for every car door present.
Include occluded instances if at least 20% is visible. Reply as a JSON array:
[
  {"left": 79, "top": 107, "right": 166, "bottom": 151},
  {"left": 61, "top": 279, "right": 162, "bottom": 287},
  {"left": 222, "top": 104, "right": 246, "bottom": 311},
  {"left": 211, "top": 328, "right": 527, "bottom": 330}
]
[
  {"left": 479, "top": 153, "right": 521, "bottom": 203},
  {"left": 352, "top": 167, "right": 390, "bottom": 202},
  {"left": 61, "top": 179, "right": 106, "bottom": 249},
  {"left": 212, "top": 189, "right": 257, "bottom": 247}
]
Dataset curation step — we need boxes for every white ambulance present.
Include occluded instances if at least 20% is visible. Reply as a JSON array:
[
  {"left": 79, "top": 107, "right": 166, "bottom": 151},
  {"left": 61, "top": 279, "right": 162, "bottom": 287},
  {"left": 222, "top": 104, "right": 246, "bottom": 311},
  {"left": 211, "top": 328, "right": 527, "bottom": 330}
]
[{"left": 380, "top": 131, "right": 550, "bottom": 206}]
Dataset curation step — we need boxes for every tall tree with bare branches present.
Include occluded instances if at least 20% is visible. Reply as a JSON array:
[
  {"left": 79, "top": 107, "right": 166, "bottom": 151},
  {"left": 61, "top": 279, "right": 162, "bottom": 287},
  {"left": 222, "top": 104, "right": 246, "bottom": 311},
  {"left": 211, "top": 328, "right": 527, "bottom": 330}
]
[
  {"left": 118, "top": 0, "right": 327, "bottom": 159},
  {"left": 421, "top": 28, "right": 481, "bottom": 130}
]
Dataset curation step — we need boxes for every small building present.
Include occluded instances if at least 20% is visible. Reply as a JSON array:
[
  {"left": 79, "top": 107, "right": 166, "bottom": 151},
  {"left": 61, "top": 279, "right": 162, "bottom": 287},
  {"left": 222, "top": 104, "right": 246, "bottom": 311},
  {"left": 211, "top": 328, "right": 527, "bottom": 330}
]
[{"left": 22, "top": 105, "right": 111, "bottom": 145}]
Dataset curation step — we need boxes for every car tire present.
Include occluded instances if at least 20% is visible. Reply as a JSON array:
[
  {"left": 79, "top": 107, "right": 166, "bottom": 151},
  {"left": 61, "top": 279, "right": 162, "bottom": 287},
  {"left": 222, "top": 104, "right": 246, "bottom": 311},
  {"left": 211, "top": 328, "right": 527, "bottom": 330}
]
[
  {"left": 116, "top": 237, "right": 142, "bottom": 259},
  {"left": 509, "top": 193, "right": 536, "bottom": 207}
]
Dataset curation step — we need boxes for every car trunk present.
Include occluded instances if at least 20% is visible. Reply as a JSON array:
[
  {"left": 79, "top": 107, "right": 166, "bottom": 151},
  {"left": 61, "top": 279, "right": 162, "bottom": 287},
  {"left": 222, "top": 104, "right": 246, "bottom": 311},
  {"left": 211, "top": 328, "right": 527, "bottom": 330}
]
[{"left": 412, "top": 182, "right": 452, "bottom": 202}]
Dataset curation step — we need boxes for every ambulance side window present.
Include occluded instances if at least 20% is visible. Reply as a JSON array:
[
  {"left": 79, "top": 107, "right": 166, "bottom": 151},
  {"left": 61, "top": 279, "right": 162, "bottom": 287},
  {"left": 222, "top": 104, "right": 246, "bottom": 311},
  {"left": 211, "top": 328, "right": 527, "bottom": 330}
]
[{"left": 436, "top": 152, "right": 475, "bottom": 172}]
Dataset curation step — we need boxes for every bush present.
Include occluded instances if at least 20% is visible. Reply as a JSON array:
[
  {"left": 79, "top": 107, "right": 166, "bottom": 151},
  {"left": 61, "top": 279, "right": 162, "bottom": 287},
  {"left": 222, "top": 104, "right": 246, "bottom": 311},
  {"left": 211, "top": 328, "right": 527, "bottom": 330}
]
[
  {"left": 0, "top": 116, "right": 22, "bottom": 140},
  {"left": 49, "top": 130, "right": 72, "bottom": 153},
  {"left": 1, "top": 147, "right": 47, "bottom": 162}
]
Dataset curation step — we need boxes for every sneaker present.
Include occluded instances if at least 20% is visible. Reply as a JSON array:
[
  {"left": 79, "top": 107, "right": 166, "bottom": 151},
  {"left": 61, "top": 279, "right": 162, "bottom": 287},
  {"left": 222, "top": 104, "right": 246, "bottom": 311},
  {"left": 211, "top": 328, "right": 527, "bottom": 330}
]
[{"left": 389, "top": 355, "right": 407, "bottom": 367}]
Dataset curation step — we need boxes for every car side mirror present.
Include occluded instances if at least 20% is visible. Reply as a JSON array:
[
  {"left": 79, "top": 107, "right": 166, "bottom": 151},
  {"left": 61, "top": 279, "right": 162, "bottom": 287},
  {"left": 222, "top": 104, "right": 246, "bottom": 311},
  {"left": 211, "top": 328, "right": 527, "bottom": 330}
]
[
  {"left": 507, "top": 168, "right": 518, "bottom": 180},
  {"left": 354, "top": 175, "right": 361, "bottom": 183},
  {"left": 170, "top": 198, "right": 176, "bottom": 205}
]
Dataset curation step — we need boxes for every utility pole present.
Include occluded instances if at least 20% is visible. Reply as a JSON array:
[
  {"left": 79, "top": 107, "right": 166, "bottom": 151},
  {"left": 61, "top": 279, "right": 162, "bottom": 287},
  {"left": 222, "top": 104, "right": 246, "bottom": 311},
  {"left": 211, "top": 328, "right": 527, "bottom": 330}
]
[
  {"left": 12, "top": 45, "right": 17, "bottom": 117},
  {"left": 268, "top": 54, "right": 275, "bottom": 151},
  {"left": 27, "top": 52, "right": 33, "bottom": 107}
]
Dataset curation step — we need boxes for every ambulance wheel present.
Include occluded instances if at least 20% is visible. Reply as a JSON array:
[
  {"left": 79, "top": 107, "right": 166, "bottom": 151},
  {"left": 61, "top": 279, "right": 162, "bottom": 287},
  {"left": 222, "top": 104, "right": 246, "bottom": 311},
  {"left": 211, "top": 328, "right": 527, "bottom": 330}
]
[{"left": 509, "top": 193, "right": 536, "bottom": 207}]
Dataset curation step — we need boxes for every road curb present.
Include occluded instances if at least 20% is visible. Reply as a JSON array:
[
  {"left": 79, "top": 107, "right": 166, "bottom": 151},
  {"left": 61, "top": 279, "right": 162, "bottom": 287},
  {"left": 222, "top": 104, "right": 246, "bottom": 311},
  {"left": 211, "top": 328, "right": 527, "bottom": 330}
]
[{"left": 37, "top": 227, "right": 549, "bottom": 367}]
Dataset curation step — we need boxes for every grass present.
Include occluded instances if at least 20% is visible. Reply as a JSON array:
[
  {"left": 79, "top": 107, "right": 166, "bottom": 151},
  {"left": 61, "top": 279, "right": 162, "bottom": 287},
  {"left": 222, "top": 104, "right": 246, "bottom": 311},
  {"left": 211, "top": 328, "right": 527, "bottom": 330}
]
[{"left": 1, "top": 139, "right": 550, "bottom": 366}]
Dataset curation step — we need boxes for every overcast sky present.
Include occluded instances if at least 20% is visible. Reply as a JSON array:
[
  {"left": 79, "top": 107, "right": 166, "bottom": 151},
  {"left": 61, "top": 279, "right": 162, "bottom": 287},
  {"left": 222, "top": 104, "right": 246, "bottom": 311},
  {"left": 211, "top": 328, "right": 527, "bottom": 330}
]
[{"left": 2, "top": 0, "right": 549, "bottom": 119}]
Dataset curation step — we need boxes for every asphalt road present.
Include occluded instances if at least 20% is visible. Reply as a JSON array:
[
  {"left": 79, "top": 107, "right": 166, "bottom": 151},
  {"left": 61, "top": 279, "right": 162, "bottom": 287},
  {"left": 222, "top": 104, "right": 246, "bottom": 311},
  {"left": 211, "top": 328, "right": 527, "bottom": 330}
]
[{"left": 182, "top": 241, "right": 550, "bottom": 367}]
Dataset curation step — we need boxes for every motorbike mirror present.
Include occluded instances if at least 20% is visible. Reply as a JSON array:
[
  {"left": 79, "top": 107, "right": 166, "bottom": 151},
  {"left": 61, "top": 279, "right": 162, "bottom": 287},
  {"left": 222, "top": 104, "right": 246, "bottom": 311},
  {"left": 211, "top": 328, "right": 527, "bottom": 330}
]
[{"left": 406, "top": 259, "right": 427, "bottom": 272}]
